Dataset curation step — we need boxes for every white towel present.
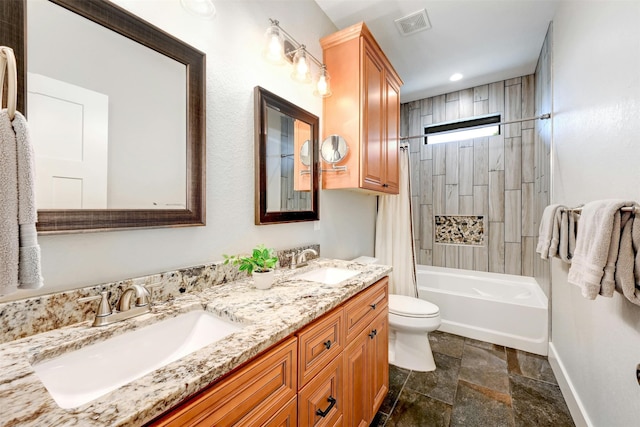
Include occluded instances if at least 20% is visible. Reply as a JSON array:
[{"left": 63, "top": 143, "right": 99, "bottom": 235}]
[
  {"left": 537, "top": 204, "right": 564, "bottom": 259},
  {"left": 0, "top": 110, "right": 19, "bottom": 295},
  {"left": 614, "top": 214, "right": 640, "bottom": 306},
  {"left": 12, "top": 112, "right": 43, "bottom": 290},
  {"left": 568, "top": 200, "right": 635, "bottom": 299}
]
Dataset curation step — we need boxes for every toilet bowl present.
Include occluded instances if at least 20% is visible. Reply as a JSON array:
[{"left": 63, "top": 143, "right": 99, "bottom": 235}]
[
  {"left": 388, "top": 294, "right": 441, "bottom": 372},
  {"left": 350, "top": 256, "right": 441, "bottom": 371}
]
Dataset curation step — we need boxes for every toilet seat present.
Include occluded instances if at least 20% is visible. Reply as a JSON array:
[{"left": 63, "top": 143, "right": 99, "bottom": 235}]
[{"left": 389, "top": 294, "right": 440, "bottom": 318}]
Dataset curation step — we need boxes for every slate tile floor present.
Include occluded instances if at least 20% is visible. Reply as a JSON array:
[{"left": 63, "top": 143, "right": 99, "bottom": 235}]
[{"left": 371, "top": 331, "right": 575, "bottom": 427}]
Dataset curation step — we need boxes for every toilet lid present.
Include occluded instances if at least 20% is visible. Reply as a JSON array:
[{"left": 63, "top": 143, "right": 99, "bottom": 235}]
[{"left": 389, "top": 294, "right": 439, "bottom": 318}]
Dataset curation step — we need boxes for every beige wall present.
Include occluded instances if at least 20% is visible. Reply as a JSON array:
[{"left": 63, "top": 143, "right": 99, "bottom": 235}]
[{"left": 400, "top": 75, "right": 538, "bottom": 276}]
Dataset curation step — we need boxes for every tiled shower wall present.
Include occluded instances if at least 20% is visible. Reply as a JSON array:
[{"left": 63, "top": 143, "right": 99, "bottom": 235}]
[{"left": 401, "top": 76, "right": 538, "bottom": 276}]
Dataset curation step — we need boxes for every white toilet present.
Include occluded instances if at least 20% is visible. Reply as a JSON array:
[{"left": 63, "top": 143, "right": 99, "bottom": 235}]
[
  {"left": 351, "top": 256, "right": 442, "bottom": 372},
  {"left": 388, "top": 294, "right": 441, "bottom": 372}
]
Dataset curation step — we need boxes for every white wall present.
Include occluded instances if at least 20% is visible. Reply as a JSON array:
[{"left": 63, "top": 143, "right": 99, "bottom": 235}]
[
  {"left": 551, "top": 2, "right": 640, "bottom": 426},
  {"left": 0, "top": 0, "right": 377, "bottom": 302}
]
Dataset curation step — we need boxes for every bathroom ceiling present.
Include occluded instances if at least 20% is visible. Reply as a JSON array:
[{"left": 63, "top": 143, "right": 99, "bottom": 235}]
[{"left": 314, "top": 0, "right": 560, "bottom": 102}]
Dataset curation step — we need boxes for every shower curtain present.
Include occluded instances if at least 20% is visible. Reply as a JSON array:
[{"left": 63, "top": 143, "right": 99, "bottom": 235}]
[{"left": 375, "top": 147, "right": 418, "bottom": 297}]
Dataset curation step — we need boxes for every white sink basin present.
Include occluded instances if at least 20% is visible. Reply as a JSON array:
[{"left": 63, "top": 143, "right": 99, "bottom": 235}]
[
  {"left": 32, "top": 310, "right": 242, "bottom": 409},
  {"left": 296, "top": 267, "right": 360, "bottom": 285}
]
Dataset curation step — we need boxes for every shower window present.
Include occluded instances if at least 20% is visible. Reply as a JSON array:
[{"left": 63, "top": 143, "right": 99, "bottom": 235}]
[{"left": 424, "top": 114, "right": 500, "bottom": 145}]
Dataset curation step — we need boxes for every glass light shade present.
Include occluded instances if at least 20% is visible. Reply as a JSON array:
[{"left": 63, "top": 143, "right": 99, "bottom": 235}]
[
  {"left": 263, "top": 25, "right": 285, "bottom": 65},
  {"left": 314, "top": 67, "right": 332, "bottom": 97},
  {"left": 291, "top": 49, "right": 312, "bottom": 83}
]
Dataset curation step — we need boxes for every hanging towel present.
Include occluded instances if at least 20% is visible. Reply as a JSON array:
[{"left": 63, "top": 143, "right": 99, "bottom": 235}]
[
  {"left": 568, "top": 200, "right": 635, "bottom": 299},
  {"left": 558, "top": 210, "right": 578, "bottom": 263},
  {"left": 12, "top": 111, "right": 43, "bottom": 289},
  {"left": 614, "top": 214, "right": 640, "bottom": 306},
  {"left": 536, "top": 204, "right": 564, "bottom": 259},
  {"left": 0, "top": 110, "right": 19, "bottom": 295}
]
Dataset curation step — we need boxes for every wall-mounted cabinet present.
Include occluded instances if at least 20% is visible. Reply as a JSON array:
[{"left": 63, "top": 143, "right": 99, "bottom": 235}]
[{"left": 320, "top": 22, "right": 402, "bottom": 195}]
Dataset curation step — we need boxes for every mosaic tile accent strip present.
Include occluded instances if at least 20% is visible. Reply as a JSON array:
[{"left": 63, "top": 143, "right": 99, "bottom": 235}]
[{"left": 434, "top": 215, "right": 485, "bottom": 246}]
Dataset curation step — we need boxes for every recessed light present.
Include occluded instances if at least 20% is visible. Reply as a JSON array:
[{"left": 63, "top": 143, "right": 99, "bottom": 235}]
[
  {"left": 450, "top": 73, "right": 463, "bottom": 82},
  {"left": 180, "top": 0, "right": 216, "bottom": 19}
]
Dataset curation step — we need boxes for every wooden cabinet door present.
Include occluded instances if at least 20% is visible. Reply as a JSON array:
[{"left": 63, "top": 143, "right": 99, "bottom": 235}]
[
  {"left": 361, "top": 40, "right": 385, "bottom": 192},
  {"left": 298, "top": 354, "right": 343, "bottom": 427},
  {"left": 343, "top": 329, "right": 370, "bottom": 427},
  {"left": 383, "top": 76, "right": 400, "bottom": 194},
  {"left": 266, "top": 396, "right": 298, "bottom": 427},
  {"left": 368, "top": 311, "right": 389, "bottom": 417}
]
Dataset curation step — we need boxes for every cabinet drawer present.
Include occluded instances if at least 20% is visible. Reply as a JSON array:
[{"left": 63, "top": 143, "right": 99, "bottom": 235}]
[
  {"left": 297, "top": 308, "right": 344, "bottom": 388},
  {"left": 151, "top": 337, "right": 297, "bottom": 427},
  {"left": 265, "top": 396, "right": 297, "bottom": 427},
  {"left": 298, "top": 354, "right": 343, "bottom": 427},
  {"left": 343, "top": 278, "right": 388, "bottom": 342}
]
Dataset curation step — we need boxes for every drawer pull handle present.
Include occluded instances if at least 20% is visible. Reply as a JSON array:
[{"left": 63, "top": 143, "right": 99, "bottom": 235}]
[
  {"left": 316, "top": 396, "right": 337, "bottom": 417},
  {"left": 370, "top": 303, "right": 377, "bottom": 310},
  {"left": 369, "top": 329, "right": 378, "bottom": 339},
  {"left": 324, "top": 340, "right": 332, "bottom": 350}
]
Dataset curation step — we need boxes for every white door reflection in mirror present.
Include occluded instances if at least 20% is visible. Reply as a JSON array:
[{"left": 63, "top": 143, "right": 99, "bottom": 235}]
[{"left": 28, "top": 72, "right": 108, "bottom": 209}]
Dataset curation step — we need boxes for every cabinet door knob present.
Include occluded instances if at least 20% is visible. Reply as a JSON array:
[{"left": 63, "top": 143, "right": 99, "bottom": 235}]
[
  {"left": 382, "top": 183, "right": 389, "bottom": 187},
  {"left": 369, "top": 329, "right": 378, "bottom": 339},
  {"left": 324, "top": 340, "right": 332, "bottom": 350},
  {"left": 315, "top": 396, "right": 337, "bottom": 417},
  {"left": 370, "top": 303, "right": 377, "bottom": 310}
]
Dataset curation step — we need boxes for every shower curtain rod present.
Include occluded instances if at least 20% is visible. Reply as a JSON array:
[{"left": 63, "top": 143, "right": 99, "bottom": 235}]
[{"left": 399, "top": 113, "right": 551, "bottom": 141}]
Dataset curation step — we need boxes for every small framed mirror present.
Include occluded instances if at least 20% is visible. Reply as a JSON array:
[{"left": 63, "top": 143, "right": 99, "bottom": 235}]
[
  {"left": 321, "top": 134, "right": 349, "bottom": 164},
  {"left": 254, "top": 86, "right": 319, "bottom": 224}
]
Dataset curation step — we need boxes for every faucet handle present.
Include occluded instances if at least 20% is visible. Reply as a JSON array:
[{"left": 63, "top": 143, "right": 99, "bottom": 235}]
[
  {"left": 287, "top": 252, "right": 298, "bottom": 269},
  {"left": 78, "top": 291, "right": 112, "bottom": 318},
  {"left": 143, "top": 282, "right": 162, "bottom": 305}
]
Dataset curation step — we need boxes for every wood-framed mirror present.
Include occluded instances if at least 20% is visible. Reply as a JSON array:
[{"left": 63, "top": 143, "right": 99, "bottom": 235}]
[
  {"left": 1, "top": 0, "right": 206, "bottom": 233},
  {"left": 254, "top": 86, "right": 319, "bottom": 224}
]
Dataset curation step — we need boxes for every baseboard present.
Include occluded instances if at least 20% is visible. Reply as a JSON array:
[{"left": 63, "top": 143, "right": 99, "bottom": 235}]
[{"left": 548, "top": 342, "right": 592, "bottom": 427}]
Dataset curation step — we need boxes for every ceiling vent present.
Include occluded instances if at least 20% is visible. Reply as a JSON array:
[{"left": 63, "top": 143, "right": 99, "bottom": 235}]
[{"left": 394, "top": 8, "right": 432, "bottom": 36}]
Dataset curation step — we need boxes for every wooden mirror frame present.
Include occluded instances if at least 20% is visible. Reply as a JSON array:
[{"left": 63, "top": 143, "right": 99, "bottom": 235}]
[
  {"left": 1, "top": 0, "right": 206, "bottom": 233},
  {"left": 254, "top": 86, "right": 319, "bottom": 224}
]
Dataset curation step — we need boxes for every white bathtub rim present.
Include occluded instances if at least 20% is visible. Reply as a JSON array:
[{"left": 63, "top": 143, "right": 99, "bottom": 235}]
[{"left": 416, "top": 265, "right": 548, "bottom": 309}]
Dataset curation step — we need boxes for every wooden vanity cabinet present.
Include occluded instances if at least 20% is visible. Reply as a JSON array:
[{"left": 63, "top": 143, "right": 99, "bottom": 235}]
[
  {"left": 148, "top": 278, "right": 388, "bottom": 427},
  {"left": 320, "top": 22, "right": 402, "bottom": 195}
]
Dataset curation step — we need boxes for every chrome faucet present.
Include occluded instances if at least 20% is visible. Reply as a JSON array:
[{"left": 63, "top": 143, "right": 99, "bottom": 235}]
[
  {"left": 78, "top": 284, "right": 157, "bottom": 327},
  {"left": 288, "top": 248, "right": 319, "bottom": 269}
]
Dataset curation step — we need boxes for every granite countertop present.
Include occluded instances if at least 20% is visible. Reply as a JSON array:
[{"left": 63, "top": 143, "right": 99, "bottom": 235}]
[{"left": 0, "top": 258, "right": 391, "bottom": 427}]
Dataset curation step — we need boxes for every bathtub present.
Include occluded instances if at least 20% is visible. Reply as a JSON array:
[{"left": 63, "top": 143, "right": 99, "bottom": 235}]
[{"left": 417, "top": 265, "right": 548, "bottom": 355}]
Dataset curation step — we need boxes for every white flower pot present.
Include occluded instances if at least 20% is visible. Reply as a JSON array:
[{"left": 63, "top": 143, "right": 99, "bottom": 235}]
[{"left": 252, "top": 269, "right": 275, "bottom": 290}]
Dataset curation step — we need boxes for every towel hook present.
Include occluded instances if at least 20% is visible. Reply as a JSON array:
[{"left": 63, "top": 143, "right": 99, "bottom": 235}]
[{"left": 0, "top": 46, "right": 17, "bottom": 120}]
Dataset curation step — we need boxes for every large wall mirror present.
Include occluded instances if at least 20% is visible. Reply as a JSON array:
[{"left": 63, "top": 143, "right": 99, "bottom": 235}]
[
  {"left": 1, "top": 0, "right": 205, "bottom": 233},
  {"left": 254, "top": 86, "right": 319, "bottom": 224}
]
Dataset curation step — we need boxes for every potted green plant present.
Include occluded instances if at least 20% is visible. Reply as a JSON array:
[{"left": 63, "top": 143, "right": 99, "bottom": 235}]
[{"left": 223, "top": 244, "right": 279, "bottom": 289}]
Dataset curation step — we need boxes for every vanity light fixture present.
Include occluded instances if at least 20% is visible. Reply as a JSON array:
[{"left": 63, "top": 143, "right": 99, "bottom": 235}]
[{"left": 263, "top": 19, "right": 332, "bottom": 97}]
